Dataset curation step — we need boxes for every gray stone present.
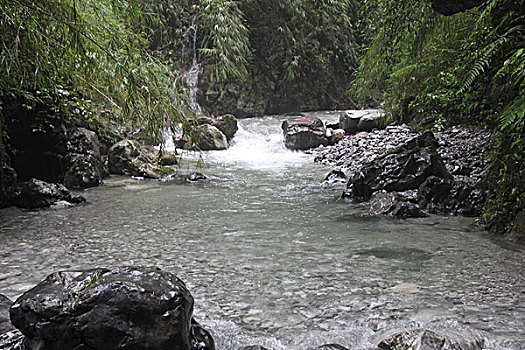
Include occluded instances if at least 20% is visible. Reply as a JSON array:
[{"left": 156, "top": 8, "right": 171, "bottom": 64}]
[
  {"left": 108, "top": 140, "right": 175, "bottom": 179},
  {"left": 213, "top": 114, "right": 238, "bottom": 141},
  {"left": 339, "top": 110, "right": 362, "bottom": 135},
  {"left": 357, "top": 112, "right": 381, "bottom": 132},
  {"left": 196, "top": 125, "right": 228, "bottom": 151},
  {"left": 282, "top": 117, "right": 328, "bottom": 150}
]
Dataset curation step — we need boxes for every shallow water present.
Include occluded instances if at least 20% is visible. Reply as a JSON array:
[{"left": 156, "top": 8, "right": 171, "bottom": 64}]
[{"left": 0, "top": 112, "right": 524, "bottom": 349}]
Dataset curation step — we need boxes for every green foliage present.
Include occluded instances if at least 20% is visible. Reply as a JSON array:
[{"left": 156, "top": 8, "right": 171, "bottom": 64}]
[
  {"left": 353, "top": 0, "right": 524, "bottom": 235},
  {"left": 0, "top": 0, "right": 186, "bottom": 141},
  {"left": 199, "top": 0, "right": 251, "bottom": 86}
]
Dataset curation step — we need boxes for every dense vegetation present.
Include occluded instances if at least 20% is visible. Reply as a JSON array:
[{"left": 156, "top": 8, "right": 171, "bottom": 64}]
[
  {"left": 354, "top": 0, "right": 524, "bottom": 235},
  {"left": 0, "top": 0, "right": 523, "bottom": 236}
]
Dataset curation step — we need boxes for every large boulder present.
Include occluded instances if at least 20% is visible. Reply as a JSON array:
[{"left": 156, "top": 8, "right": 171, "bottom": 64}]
[
  {"left": 15, "top": 178, "right": 85, "bottom": 209},
  {"left": 347, "top": 132, "right": 452, "bottom": 201},
  {"left": 10, "top": 266, "right": 211, "bottom": 350},
  {"left": 282, "top": 117, "right": 329, "bottom": 150},
  {"left": 213, "top": 114, "right": 238, "bottom": 141},
  {"left": 64, "top": 127, "right": 102, "bottom": 189},
  {"left": 339, "top": 111, "right": 362, "bottom": 135},
  {"left": 339, "top": 110, "right": 383, "bottom": 135},
  {"left": 195, "top": 125, "right": 228, "bottom": 151},
  {"left": 108, "top": 140, "right": 175, "bottom": 179}
]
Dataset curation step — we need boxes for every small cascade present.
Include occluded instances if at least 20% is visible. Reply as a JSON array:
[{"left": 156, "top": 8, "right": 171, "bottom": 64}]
[{"left": 184, "top": 14, "right": 203, "bottom": 115}]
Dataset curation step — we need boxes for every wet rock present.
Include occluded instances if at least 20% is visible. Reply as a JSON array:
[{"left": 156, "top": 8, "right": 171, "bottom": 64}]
[
  {"left": 196, "top": 125, "right": 228, "bottom": 151},
  {"left": 213, "top": 114, "right": 238, "bottom": 141},
  {"left": 366, "top": 192, "right": 428, "bottom": 219},
  {"left": 347, "top": 132, "right": 452, "bottom": 201},
  {"left": 418, "top": 176, "right": 485, "bottom": 216},
  {"left": 0, "top": 330, "right": 24, "bottom": 350},
  {"left": 0, "top": 295, "right": 14, "bottom": 334},
  {"left": 282, "top": 117, "right": 328, "bottom": 150},
  {"left": 377, "top": 329, "right": 473, "bottom": 350},
  {"left": 10, "top": 266, "right": 206, "bottom": 350},
  {"left": 15, "top": 178, "right": 85, "bottom": 209},
  {"left": 322, "top": 169, "right": 348, "bottom": 187},
  {"left": 0, "top": 165, "right": 17, "bottom": 208},
  {"left": 64, "top": 127, "right": 102, "bottom": 189},
  {"left": 108, "top": 140, "right": 175, "bottom": 179},
  {"left": 191, "top": 319, "right": 215, "bottom": 350}
]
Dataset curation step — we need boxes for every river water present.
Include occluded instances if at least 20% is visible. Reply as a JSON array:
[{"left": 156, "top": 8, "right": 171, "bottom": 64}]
[{"left": 0, "top": 112, "right": 523, "bottom": 349}]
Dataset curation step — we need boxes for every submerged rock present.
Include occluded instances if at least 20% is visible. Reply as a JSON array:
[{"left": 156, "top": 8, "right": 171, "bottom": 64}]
[
  {"left": 322, "top": 169, "right": 348, "bottom": 187},
  {"left": 10, "top": 266, "right": 212, "bottom": 350},
  {"left": 366, "top": 191, "right": 428, "bottom": 219},
  {"left": 15, "top": 178, "right": 85, "bottom": 209},
  {"left": 108, "top": 139, "right": 175, "bottom": 179},
  {"left": 377, "top": 329, "right": 479, "bottom": 350},
  {"left": 282, "top": 117, "right": 328, "bottom": 150}
]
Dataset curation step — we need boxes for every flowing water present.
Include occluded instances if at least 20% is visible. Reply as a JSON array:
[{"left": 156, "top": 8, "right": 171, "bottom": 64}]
[{"left": 0, "top": 112, "right": 524, "bottom": 349}]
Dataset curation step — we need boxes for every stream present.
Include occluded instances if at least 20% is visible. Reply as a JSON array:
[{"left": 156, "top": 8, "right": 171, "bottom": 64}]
[{"left": 0, "top": 112, "right": 524, "bottom": 349}]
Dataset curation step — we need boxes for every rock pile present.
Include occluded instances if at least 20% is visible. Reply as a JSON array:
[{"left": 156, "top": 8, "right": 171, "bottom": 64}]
[{"left": 313, "top": 125, "right": 491, "bottom": 218}]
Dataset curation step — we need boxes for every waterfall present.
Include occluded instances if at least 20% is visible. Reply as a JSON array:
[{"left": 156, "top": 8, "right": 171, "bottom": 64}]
[{"left": 184, "top": 14, "right": 203, "bottom": 115}]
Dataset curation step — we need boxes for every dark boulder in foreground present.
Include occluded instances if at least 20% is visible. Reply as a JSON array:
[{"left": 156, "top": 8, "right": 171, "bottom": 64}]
[
  {"left": 378, "top": 329, "right": 479, "bottom": 350},
  {"left": 347, "top": 132, "right": 452, "bottom": 201},
  {"left": 15, "top": 178, "right": 86, "bottom": 209},
  {"left": 282, "top": 117, "right": 328, "bottom": 150},
  {"left": 10, "top": 266, "right": 212, "bottom": 350}
]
